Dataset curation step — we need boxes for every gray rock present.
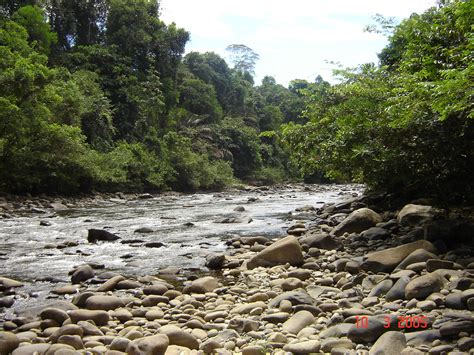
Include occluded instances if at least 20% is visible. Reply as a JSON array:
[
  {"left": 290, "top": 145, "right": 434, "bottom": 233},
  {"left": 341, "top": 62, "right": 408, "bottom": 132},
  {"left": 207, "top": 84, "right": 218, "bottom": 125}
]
[
  {"left": 300, "top": 233, "right": 340, "bottom": 250},
  {"left": 134, "top": 227, "right": 154, "bottom": 233},
  {"left": 184, "top": 276, "right": 219, "bottom": 294},
  {"left": 12, "top": 344, "right": 51, "bottom": 355},
  {"left": 87, "top": 229, "right": 120, "bottom": 242},
  {"left": 40, "top": 308, "right": 70, "bottom": 325},
  {"left": 458, "top": 337, "right": 474, "bottom": 352},
  {"left": 85, "top": 295, "right": 125, "bottom": 311},
  {"left": 394, "top": 249, "right": 438, "bottom": 271},
  {"left": 347, "top": 317, "right": 389, "bottom": 343},
  {"left": 332, "top": 208, "right": 382, "bottom": 236},
  {"left": 405, "top": 330, "right": 441, "bottom": 346},
  {"left": 96, "top": 275, "right": 126, "bottom": 292},
  {"left": 405, "top": 272, "right": 445, "bottom": 300},
  {"left": 268, "top": 290, "right": 314, "bottom": 308},
  {"left": 445, "top": 293, "right": 464, "bottom": 309},
  {"left": 0, "top": 332, "right": 19, "bottom": 355},
  {"left": 369, "top": 331, "right": 406, "bottom": 355},
  {"left": 281, "top": 310, "right": 315, "bottom": 334},
  {"left": 283, "top": 340, "right": 321, "bottom": 354},
  {"left": 397, "top": 204, "right": 435, "bottom": 226},
  {"left": 321, "top": 338, "right": 354, "bottom": 352},
  {"left": 0, "top": 277, "right": 23, "bottom": 291},
  {"left": 360, "top": 227, "right": 390, "bottom": 240},
  {"left": 71, "top": 265, "right": 95, "bottom": 284},
  {"left": 426, "top": 258, "right": 460, "bottom": 272},
  {"left": 126, "top": 334, "right": 169, "bottom": 355},
  {"left": 386, "top": 276, "right": 411, "bottom": 301},
  {"left": 361, "top": 240, "right": 437, "bottom": 273},
  {"left": 159, "top": 325, "right": 199, "bottom": 350},
  {"left": 439, "top": 320, "right": 474, "bottom": 337},
  {"left": 205, "top": 254, "right": 226, "bottom": 269},
  {"left": 246, "top": 236, "right": 304, "bottom": 269},
  {"left": 368, "top": 279, "right": 393, "bottom": 297}
]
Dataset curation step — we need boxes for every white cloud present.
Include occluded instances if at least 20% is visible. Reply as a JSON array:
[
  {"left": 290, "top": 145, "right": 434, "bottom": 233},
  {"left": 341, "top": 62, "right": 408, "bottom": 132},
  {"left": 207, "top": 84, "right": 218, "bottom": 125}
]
[{"left": 160, "top": 0, "right": 437, "bottom": 85}]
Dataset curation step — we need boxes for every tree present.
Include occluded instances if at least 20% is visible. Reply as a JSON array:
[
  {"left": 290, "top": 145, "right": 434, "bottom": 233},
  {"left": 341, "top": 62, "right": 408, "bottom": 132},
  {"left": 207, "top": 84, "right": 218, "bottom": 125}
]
[{"left": 225, "top": 44, "right": 259, "bottom": 76}]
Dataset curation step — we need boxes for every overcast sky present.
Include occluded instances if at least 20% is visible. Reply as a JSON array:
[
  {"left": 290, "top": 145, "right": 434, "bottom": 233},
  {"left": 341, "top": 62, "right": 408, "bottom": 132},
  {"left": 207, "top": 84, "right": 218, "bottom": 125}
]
[{"left": 160, "top": 0, "right": 437, "bottom": 86}]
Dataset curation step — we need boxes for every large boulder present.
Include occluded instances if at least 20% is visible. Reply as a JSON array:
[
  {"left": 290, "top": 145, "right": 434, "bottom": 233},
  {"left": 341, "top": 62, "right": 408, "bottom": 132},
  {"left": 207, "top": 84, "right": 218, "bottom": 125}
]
[
  {"left": 126, "top": 334, "right": 169, "bottom": 355},
  {"left": 332, "top": 208, "right": 382, "bottom": 236},
  {"left": 397, "top": 204, "right": 435, "bottom": 226},
  {"left": 246, "top": 236, "right": 304, "bottom": 269},
  {"left": 405, "top": 273, "right": 445, "bottom": 300},
  {"left": 361, "top": 240, "right": 437, "bottom": 273},
  {"left": 87, "top": 229, "right": 120, "bottom": 243}
]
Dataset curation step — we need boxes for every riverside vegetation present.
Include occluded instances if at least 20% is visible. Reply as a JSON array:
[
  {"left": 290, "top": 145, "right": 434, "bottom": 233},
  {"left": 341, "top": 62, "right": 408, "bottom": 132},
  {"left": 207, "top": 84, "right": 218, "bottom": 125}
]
[
  {"left": 0, "top": 0, "right": 472, "bottom": 204},
  {"left": 1, "top": 0, "right": 474, "bottom": 354}
]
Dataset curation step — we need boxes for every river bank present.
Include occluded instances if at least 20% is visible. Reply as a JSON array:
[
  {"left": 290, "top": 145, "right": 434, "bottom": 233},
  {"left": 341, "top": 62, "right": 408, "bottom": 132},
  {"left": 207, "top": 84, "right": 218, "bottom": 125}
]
[{"left": 1, "top": 186, "right": 474, "bottom": 354}]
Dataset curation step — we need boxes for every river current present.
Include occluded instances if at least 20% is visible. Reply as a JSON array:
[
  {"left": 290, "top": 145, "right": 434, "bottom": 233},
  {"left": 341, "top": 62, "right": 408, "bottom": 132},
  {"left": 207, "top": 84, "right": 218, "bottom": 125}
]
[{"left": 0, "top": 184, "right": 361, "bottom": 317}]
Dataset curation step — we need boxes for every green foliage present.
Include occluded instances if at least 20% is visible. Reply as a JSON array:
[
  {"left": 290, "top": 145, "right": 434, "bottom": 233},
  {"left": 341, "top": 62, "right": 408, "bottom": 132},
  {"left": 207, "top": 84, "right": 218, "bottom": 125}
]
[
  {"left": 12, "top": 5, "right": 57, "bottom": 54},
  {"left": 283, "top": 0, "right": 474, "bottom": 203}
]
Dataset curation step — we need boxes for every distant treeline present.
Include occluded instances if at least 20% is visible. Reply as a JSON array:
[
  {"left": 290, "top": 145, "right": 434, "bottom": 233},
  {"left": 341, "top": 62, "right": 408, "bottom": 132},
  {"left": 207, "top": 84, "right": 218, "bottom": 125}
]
[{"left": 1, "top": 0, "right": 472, "bottom": 204}]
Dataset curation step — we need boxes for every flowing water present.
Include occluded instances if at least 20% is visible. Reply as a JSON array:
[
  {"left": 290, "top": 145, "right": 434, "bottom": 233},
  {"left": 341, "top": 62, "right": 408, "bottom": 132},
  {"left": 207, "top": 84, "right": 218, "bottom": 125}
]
[{"left": 0, "top": 184, "right": 362, "bottom": 317}]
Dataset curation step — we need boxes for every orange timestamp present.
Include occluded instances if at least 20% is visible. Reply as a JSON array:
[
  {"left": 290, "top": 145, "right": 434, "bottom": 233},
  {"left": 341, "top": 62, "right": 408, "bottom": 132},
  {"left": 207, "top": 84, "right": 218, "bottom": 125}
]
[{"left": 355, "top": 315, "right": 428, "bottom": 329}]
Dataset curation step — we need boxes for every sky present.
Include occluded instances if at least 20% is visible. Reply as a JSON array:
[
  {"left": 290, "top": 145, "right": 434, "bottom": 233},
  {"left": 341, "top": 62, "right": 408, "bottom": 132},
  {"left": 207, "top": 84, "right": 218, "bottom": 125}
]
[{"left": 160, "top": 0, "right": 437, "bottom": 86}]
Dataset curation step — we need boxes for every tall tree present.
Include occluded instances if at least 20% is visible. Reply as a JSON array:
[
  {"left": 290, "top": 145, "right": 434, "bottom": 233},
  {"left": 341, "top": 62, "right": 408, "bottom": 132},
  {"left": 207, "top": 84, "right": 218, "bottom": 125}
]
[{"left": 225, "top": 44, "right": 259, "bottom": 76}]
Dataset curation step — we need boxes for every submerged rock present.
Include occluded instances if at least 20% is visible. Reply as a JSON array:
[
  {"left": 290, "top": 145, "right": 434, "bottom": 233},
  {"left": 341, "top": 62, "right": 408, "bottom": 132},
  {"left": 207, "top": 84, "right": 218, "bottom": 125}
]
[{"left": 87, "top": 229, "right": 120, "bottom": 243}]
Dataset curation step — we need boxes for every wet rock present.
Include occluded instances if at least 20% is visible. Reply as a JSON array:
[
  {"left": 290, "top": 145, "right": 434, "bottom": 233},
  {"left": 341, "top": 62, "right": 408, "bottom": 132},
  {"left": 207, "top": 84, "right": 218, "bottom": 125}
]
[
  {"left": 134, "top": 227, "right": 154, "bottom": 233},
  {"left": 246, "top": 236, "right": 304, "bottom": 269},
  {"left": 71, "top": 265, "right": 95, "bottom": 284},
  {"left": 283, "top": 340, "right": 321, "bottom": 353},
  {"left": 96, "top": 275, "right": 126, "bottom": 292},
  {"left": 0, "top": 332, "right": 19, "bottom": 355},
  {"left": 369, "top": 331, "right": 406, "bottom": 355},
  {"left": 300, "top": 233, "right": 340, "bottom": 250},
  {"left": 0, "top": 276, "right": 23, "bottom": 291},
  {"left": 405, "top": 273, "right": 445, "bottom": 300},
  {"left": 87, "top": 229, "right": 120, "bottom": 243},
  {"left": 332, "top": 208, "right": 382, "bottom": 236},
  {"left": 281, "top": 310, "right": 315, "bottom": 334},
  {"left": 214, "top": 216, "right": 253, "bottom": 223},
  {"left": 205, "top": 253, "right": 226, "bottom": 269},
  {"left": 85, "top": 295, "right": 126, "bottom": 311},
  {"left": 126, "top": 334, "right": 169, "bottom": 355},
  {"left": 0, "top": 297, "right": 14, "bottom": 308},
  {"left": 361, "top": 240, "right": 437, "bottom": 273},
  {"left": 144, "top": 242, "right": 165, "bottom": 248}
]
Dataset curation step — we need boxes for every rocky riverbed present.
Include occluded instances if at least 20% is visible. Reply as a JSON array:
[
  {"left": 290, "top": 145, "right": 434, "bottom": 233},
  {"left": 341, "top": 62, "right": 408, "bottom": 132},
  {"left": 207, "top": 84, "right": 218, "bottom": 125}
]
[{"left": 1, "top": 187, "right": 474, "bottom": 354}]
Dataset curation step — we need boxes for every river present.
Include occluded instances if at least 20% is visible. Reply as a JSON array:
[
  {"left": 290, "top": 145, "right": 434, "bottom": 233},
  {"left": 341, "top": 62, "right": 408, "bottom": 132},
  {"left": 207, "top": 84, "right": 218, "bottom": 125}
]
[{"left": 0, "top": 184, "right": 362, "bottom": 317}]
